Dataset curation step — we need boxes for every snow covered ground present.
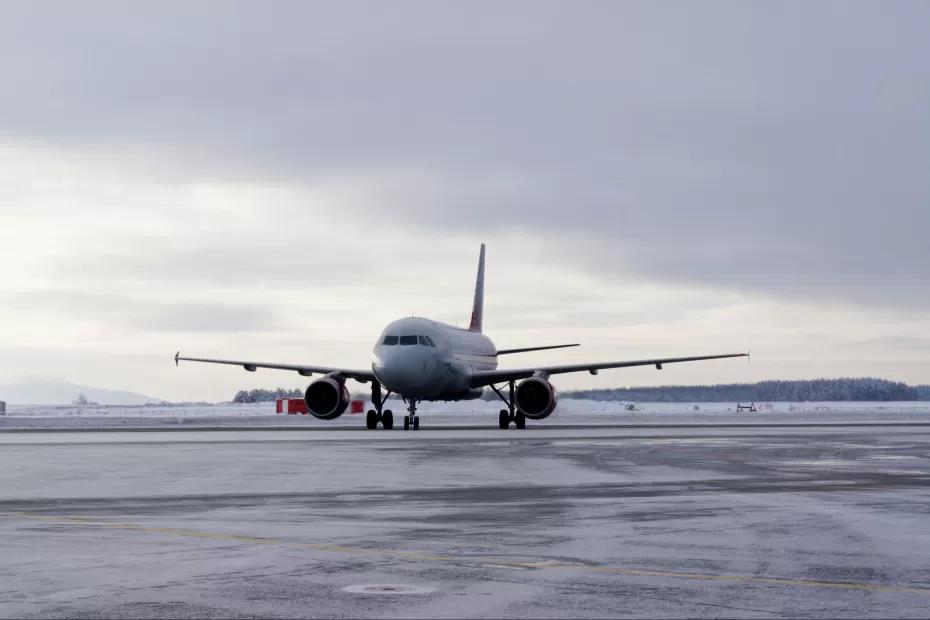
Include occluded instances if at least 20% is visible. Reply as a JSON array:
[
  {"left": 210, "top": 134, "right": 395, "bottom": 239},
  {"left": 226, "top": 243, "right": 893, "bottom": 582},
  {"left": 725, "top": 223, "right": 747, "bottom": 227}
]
[
  {"left": 5, "top": 399, "right": 930, "bottom": 418},
  {"left": 2, "top": 399, "right": 928, "bottom": 430}
]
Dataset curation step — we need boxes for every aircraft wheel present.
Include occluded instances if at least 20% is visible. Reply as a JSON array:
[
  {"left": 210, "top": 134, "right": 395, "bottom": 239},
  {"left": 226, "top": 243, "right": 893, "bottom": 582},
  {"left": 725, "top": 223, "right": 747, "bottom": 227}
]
[
  {"left": 404, "top": 416, "right": 410, "bottom": 431},
  {"left": 515, "top": 412, "right": 526, "bottom": 429},
  {"left": 499, "top": 410, "right": 510, "bottom": 429},
  {"left": 413, "top": 416, "right": 420, "bottom": 430},
  {"left": 382, "top": 410, "right": 393, "bottom": 429},
  {"left": 366, "top": 410, "right": 378, "bottom": 430}
]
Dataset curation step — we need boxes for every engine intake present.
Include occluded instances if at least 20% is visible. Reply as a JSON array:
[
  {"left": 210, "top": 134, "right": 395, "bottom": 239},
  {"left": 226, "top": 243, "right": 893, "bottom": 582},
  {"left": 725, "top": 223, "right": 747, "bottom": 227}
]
[
  {"left": 304, "top": 377, "right": 350, "bottom": 420},
  {"left": 515, "top": 377, "right": 558, "bottom": 419}
]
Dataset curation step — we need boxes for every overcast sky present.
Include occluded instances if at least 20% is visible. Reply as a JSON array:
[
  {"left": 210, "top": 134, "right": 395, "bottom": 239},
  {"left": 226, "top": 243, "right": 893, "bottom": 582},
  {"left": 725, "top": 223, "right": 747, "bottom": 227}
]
[{"left": 1, "top": 1, "right": 928, "bottom": 402}]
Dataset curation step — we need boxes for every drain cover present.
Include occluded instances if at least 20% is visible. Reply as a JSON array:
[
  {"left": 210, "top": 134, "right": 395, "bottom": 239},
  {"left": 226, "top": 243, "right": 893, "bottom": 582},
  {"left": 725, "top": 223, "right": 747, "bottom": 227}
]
[{"left": 342, "top": 584, "right": 436, "bottom": 595}]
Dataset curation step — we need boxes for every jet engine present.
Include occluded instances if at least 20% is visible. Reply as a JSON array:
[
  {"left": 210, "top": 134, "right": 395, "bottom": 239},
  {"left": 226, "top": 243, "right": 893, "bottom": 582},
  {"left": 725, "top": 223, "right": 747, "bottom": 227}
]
[
  {"left": 515, "top": 377, "right": 558, "bottom": 419},
  {"left": 304, "top": 376, "right": 350, "bottom": 420}
]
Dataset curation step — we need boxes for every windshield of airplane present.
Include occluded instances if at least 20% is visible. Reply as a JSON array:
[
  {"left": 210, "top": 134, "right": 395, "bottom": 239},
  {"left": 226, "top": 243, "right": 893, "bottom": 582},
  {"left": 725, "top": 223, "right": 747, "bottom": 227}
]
[{"left": 382, "top": 335, "right": 435, "bottom": 347}]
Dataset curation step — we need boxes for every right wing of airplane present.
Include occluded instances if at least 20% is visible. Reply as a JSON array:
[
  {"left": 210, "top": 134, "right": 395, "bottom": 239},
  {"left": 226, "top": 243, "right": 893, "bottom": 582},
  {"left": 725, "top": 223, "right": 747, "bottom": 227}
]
[
  {"left": 174, "top": 352, "right": 376, "bottom": 383},
  {"left": 470, "top": 352, "right": 748, "bottom": 388}
]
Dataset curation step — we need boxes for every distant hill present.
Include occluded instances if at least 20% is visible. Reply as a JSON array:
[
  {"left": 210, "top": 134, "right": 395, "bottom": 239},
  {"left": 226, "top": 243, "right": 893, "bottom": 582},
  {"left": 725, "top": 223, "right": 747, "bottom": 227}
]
[
  {"left": 564, "top": 378, "right": 927, "bottom": 403},
  {"left": 0, "top": 381, "right": 163, "bottom": 405}
]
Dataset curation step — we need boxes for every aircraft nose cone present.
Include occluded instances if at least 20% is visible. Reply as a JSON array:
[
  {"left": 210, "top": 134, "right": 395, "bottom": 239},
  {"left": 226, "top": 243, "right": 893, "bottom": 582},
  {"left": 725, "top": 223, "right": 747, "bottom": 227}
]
[{"left": 374, "top": 349, "right": 437, "bottom": 395}]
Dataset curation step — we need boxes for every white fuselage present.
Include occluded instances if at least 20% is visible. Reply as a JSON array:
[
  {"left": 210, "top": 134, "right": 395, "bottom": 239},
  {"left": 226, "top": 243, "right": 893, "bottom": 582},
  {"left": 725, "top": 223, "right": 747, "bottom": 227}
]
[{"left": 371, "top": 317, "right": 497, "bottom": 400}]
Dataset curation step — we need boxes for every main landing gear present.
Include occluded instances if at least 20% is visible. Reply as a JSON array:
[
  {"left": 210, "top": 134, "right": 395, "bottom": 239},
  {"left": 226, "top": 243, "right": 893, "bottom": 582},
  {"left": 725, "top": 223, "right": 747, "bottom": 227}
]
[
  {"left": 403, "top": 398, "right": 420, "bottom": 431},
  {"left": 491, "top": 380, "right": 525, "bottom": 430},
  {"left": 366, "top": 380, "right": 394, "bottom": 430}
]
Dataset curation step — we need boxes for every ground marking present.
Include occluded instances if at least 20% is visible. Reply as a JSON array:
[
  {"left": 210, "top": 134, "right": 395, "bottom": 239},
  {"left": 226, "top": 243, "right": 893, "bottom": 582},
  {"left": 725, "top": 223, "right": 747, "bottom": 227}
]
[{"left": 3, "top": 511, "right": 928, "bottom": 595}]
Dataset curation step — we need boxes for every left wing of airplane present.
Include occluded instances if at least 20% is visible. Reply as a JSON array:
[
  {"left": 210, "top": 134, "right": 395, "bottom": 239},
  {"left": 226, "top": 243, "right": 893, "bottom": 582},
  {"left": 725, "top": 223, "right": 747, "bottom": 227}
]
[
  {"left": 495, "top": 343, "right": 579, "bottom": 355},
  {"left": 470, "top": 352, "right": 748, "bottom": 388},
  {"left": 174, "top": 352, "right": 376, "bottom": 383}
]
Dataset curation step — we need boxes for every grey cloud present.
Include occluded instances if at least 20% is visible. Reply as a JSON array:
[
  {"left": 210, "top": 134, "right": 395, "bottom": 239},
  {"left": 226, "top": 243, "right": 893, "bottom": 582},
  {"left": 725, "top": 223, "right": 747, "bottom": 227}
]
[
  {"left": 52, "top": 245, "right": 382, "bottom": 288},
  {"left": 44, "top": 238, "right": 478, "bottom": 305},
  {"left": 840, "top": 336, "right": 930, "bottom": 355},
  {"left": 8, "top": 290, "right": 281, "bottom": 332},
  {"left": 1, "top": 2, "right": 928, "bottom": 309}
]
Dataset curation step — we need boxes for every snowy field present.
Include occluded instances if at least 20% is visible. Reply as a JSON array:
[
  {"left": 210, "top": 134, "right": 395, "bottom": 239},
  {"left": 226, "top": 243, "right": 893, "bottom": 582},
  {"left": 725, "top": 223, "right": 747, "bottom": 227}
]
[
  {"left": 6, "top": 398, "right": 930, "bottom": 417},
  {"left": 1, "top": 399, "right": 928, "bottom": 430}
]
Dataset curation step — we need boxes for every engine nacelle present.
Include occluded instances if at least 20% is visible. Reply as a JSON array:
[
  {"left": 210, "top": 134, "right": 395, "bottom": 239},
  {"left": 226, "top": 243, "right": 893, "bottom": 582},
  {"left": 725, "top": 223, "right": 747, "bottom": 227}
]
[
  {"left": 304, "top": 377, "right": 350, "bottom": 420},
  {"left": 515, "top": 377, "right": 558, "bottom": 419}
]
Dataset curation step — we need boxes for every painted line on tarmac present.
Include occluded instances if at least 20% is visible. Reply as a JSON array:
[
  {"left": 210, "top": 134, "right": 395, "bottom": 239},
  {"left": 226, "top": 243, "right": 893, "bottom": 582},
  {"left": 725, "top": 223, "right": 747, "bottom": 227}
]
[
  {"left": 3, "top": 511, "right": 929, "bottom": 596},
  {"left": 0, "top": 512, "right": 461, "bottom": 563},
  {"left": 588, "top": 566, "right": 929, "bottom": 594}
]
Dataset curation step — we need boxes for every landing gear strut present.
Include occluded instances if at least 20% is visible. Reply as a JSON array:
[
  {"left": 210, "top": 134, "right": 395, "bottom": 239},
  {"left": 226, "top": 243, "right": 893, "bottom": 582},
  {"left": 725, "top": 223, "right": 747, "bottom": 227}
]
[
  {"left": 403, "top": 398, "right": 420, "bottom": 431},
  {"left": 491, "top": 381, "right": 525, "bottom": 430},
  {"left": 366, "top": 380, "right": 393, "bottom": 430}
]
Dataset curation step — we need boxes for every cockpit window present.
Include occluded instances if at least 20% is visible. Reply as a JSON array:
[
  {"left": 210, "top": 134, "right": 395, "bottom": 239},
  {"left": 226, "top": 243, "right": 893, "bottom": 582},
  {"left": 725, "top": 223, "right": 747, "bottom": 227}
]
[
  {"left": 418, "top": 335, "right": 430, "bottom": 347},
  {"left": 382, "top": 335, "right": 399, "bottom": 345},
  {"left": 399, "top": 335, "right": 418, "bottom": 345},
  {"left": 425, "top": 335, "right": 436, "bottom": 347}
]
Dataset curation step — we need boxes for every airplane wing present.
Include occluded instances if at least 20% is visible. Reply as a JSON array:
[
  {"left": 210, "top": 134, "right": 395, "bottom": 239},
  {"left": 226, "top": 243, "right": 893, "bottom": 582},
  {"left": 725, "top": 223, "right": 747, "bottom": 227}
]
[
  {"left": 174, "top": 352, "right": 376, "bottom": 383},
  {"left": 495, "top": 343, "right": 579, "bottom": 355},
  {"left": 470, "top": 352, "right": 748, "bottom": 388}
]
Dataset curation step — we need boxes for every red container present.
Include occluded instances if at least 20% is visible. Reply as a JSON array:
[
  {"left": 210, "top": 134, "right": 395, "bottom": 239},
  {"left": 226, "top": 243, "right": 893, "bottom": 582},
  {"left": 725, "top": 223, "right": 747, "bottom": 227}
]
[
  {"left": 275, "top": 398, "right": 308, "bottom": 414},
  {"left": 277, "top": 397, "right": 360, "bottom": 415},
  {"left": 287, "top": 399, "right": 309, "bottom": 415}
]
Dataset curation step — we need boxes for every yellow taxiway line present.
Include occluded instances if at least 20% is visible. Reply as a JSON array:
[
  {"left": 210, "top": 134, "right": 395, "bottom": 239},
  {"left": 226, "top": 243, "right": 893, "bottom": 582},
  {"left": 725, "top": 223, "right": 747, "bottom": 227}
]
[{"left": 3, "top": 511, "right": 928, "bottom": 595}]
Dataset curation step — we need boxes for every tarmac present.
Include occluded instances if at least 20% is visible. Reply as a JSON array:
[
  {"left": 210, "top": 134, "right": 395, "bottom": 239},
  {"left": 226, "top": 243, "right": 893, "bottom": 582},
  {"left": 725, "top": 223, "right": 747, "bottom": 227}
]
[{"left": 2, "top": 413, "right": 930, "bottom": 618}]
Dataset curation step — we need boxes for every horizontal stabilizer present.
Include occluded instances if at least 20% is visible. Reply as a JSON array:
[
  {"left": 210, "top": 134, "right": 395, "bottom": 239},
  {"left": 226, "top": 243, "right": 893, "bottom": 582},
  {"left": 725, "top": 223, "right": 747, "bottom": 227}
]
[{"left": 495, "top": 343, "right": 580, "bottom": 355}]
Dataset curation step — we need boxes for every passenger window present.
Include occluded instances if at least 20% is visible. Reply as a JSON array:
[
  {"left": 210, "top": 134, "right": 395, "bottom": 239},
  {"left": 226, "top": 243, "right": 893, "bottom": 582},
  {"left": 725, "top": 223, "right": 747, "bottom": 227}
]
[
  {"left": 382, "top": 335, "right": 399, "bottom": 345},
  {"left": 399, "top": 335, "right": 418, "bottom": 345},
  {"left": 418, "top": 335, "right": 430, "bottom": 346}
]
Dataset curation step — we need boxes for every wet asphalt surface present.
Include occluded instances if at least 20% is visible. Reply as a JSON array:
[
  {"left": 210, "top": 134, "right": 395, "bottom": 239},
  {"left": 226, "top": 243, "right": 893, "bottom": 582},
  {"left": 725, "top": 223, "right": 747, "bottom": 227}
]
[{"left": 2, "top": 417, "right": 930, "bottom": 618}]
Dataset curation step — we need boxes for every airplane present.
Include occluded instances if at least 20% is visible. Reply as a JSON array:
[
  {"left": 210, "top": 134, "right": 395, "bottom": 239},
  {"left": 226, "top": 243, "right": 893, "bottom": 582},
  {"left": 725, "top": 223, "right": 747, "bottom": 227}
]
[{"left": 175, "top": 244, "right": 748, "bottom": 430}]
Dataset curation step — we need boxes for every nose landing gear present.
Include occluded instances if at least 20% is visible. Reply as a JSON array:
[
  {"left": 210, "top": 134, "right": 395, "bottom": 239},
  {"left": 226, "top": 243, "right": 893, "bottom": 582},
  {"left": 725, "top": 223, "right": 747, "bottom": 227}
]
[{"left": 403, "top": 398, "right": 420, "bottom": 431}]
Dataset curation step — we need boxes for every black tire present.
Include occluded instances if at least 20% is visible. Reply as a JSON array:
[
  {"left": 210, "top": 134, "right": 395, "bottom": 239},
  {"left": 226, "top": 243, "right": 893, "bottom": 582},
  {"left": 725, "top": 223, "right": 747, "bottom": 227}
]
[
  {"left": 404, "top": 416, "right": 410, "bottom": 431},
  {"left": 515, "top": 412, "right": 526, "bottom": 429},
  {"left": 382, "top": 410, "right": 393, "bottom": 430},
  {"left": 413, "top": 416, "right": 419, "bottom": 430},
  {"left": 499, "top": 409, "right": 510, "bottom": 429},
  {"left": 366, "top": 410, "right": 377, "bottom": 430}
]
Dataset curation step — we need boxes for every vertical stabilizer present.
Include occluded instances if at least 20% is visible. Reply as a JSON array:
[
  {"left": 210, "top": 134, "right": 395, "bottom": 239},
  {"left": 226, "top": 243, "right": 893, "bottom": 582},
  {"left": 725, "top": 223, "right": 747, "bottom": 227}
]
[{"left": 469, "top": 244, "right": 485, "bottom": 332}]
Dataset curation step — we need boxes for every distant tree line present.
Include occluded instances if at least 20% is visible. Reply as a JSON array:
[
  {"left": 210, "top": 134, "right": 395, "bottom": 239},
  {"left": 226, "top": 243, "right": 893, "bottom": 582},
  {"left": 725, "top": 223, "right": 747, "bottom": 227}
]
[
  {"left": 563, "top": 378, "right": 928, "bottom": 402},
  {"left": 72, "top": 393, "right": 98, "bottom": 406},
  {"left": 232, "top": 387, "right": 302, "bottom": 403},
  {"left": 234, "top": 378, "right": 930, "bottom": 403}
]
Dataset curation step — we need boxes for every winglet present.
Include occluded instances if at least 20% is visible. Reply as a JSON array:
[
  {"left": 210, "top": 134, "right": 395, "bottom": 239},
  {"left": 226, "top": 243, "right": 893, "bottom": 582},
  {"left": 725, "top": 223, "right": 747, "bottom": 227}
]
[
  {"left": 175, "top": 351, "right": 180, "bottom": 367},
  {"left": 468, "top": 243, "right": 485, "bottom": 332}
]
